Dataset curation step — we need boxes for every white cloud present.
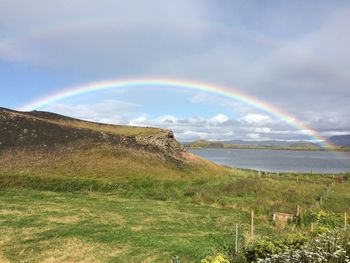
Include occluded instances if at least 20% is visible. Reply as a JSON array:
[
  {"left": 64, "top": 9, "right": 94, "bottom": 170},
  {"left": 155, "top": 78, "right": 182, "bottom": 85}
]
[
  {"left": 247, "top": 133, "right": 261, "bottom": 140},
  {"left": 42, "top": 99, "right": 138, "bottom": 124},
  {"left": 128, "top": 115, "right": 148, "bottom": 126},
  {"left": 241, "top": 114, "right": 271, "bottom": 124},
  {"left": 209, "top": 114, "right": 229, "bottom": 125},
  {"left": 321, "top": 131, "right": 350, "bottom": 137},
  {"left": 255, "top": 127, "right": 271, "bottom": 133}
]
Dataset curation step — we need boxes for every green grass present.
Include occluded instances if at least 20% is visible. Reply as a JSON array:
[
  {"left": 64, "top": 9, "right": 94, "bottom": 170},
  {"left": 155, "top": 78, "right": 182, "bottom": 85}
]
[
  {"left": 0, "top": 144, "right": 230, "bottom": 180},
  {"left": 0, "top": 189, "right": 254, "bottom": 263},
  {"left": 0, "top": 146, "right": 349, "bottom": 262},
  {"left": 1, "top": 171, "right": 349, "bottom": 262}
]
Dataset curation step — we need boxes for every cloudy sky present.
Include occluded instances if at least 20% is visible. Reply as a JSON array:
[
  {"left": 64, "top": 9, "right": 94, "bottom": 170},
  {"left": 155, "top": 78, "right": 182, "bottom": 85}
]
[{"left": 1, "top": 0, "right": 350, "bottom": 142}]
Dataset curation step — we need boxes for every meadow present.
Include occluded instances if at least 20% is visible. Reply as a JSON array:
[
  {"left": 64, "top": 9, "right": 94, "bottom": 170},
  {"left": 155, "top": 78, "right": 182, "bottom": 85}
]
[{"left": 1, "top": 146, "right": 349, "bottom": 262}]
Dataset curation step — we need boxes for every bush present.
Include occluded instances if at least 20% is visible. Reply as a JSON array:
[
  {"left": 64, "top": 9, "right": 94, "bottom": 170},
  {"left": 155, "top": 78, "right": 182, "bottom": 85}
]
[
  {"left": 201, "top": 253, "right": 231, "bottom": 263},
  {"left": 299, "top": 210, "right": 343, "bottom": 229},
  {"left": 243, "top": 233, "right": 306, "bottom": 262},
  {"left": 256, "top": 229, "right": 350, "bottom": 263}
]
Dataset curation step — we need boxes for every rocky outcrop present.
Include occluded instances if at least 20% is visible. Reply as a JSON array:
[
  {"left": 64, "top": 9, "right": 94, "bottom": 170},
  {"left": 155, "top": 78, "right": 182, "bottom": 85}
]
[
  {"left": 136, "top": 130, "right": 186, "bottom": 158},
  {"left": 0, "top": 107, "right": 186, "bottom": 161}
]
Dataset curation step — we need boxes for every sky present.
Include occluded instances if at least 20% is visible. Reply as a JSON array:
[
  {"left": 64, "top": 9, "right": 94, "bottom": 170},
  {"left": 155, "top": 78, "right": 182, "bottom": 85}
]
[{"left": 1, "top": 0, "right": 350, "bottom": 142}]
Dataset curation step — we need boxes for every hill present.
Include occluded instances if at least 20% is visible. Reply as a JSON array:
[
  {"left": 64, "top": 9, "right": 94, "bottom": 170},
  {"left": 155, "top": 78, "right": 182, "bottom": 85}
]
[
  {"left": 185, "top": 139, "right": 322, "bottom": 151},
  {"left": 224, "top": 139, "right": 297, "bottom": 146},
  {"left": 0, "top": 107, "right": 183, "bottom": 159},
  {"left": 0, "top": 107, "right": 228, "bottom": 181},
  {"left": 329, "top": 134, "right": 350, "bottom": 147},
  {"left": 184, "top": 139, "right": 226, "bottom": 149}
]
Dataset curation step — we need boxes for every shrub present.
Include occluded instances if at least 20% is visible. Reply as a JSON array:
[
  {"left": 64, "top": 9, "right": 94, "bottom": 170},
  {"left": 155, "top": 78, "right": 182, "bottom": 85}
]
[
  {"left": 243, "top": 233, "right": 306, "bottom": 262},
  {"left": 201, "top": 253, "right": 231, "bottom": 263},
  {"left": 256, "top": 228, "right": 350, "bottom": 263},
  {"left": 299, "top": 210, "right": 343, "bottom": 229}
]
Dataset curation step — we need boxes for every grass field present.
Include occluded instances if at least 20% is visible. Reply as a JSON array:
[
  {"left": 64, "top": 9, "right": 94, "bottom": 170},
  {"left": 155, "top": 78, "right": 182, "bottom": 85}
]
[
  {"left": 0, "top": 189, "right": 254, "bottom": 262},
  {"left": 0, "top": 130, "right": 349, "bottom": 262},
  {"left": 1, "top": 157, "right": 349, "bottom": 262}
]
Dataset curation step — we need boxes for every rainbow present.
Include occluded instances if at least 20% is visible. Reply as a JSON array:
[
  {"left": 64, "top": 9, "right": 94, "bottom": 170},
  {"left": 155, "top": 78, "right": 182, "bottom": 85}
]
[{"left": 19, "top": 78, "right": 334, "bottom": 149}]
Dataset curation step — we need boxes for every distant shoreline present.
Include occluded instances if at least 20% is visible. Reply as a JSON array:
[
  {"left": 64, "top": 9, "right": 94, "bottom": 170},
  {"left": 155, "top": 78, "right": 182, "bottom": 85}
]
[{"left": 184, "top": 143, "right": 350, "bottom": 152}]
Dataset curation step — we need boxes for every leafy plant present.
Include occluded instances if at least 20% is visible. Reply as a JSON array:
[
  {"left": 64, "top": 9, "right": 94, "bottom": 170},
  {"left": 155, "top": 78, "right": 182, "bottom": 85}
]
[
  {"left": 201, "top": 253, "right": 231, "bottom": 263},
  {"left": 299, "top": 210, "right": 343, "bottom": 229},
  {"left": 256, "top": 229, "right": 350, "bottom": 263},
  {"left": 243, "top": 233, "right": 307, "bottom": 262}
]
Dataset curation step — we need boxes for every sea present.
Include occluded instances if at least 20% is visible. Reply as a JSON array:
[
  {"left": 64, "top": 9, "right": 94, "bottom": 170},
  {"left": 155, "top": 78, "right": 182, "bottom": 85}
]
[{"left": 190, "top": 148, "right": 350, "bottom": 173}]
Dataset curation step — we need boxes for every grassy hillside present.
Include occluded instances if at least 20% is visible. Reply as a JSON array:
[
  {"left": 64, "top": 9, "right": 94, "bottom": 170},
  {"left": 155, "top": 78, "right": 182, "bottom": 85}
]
[{"left": 1, "top": 107, "right": 161, "bottom": 137}]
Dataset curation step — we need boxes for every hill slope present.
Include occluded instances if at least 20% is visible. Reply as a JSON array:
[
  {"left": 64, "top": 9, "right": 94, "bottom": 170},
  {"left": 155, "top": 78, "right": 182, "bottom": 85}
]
[
  {"left": 0, "top": 107, "right": 184, "bottom": 159},
  {"left": 0, "top": 107, "right": 229, "bottom": 184}
]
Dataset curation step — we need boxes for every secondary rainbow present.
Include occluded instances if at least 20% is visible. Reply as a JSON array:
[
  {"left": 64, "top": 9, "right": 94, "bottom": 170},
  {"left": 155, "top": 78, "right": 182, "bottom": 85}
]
[{"left": 19, "top": 78, "right": 334, "bottom": 149}]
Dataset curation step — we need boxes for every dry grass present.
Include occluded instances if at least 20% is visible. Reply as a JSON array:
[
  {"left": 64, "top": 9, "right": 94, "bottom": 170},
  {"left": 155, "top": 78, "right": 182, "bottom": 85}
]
[
  {"left": 56, "top": 119, "right": 161, "bottom": 137},
  {"left": 4, "top": 109, "right": 161, "bottom": 137},
  {"left": 41, "top": 238, "right": 125, "bottom": 263},
  {"left": 0, "top": 143, "right": 231, "bottom": 186},
  {"left": 45, "top": 215, "right": 81, "bottom": 224}
]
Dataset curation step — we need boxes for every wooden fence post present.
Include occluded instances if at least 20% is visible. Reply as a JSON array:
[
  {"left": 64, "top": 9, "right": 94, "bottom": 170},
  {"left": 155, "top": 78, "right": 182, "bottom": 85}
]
[
  {"left": 235, "top": 224, "right": 239, "bottom": 254},
  {"left": 250, "top": 209, "right": 254, "bottom": 237},
  {"left": 345, "top": 212, "right": 348, "bottom": 230},
  {"left": 296, "top": 205, "right": 300, "bottom": 217}
]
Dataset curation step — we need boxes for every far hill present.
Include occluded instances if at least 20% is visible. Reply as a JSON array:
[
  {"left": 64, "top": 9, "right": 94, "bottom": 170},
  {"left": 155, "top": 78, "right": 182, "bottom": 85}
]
[
  {"left": 224, "top": 139, "right": 291, "bottom": 146},
  {"left": 329, "top": 134, "right": 350, "bottom": 147},
  {"left": 0, "top": 107, "right": 230, "bottom": 187},
  {"left": 184, "top": 139, "right": 226, "bottom": 149},
  {"left": 185, "top": 139, "right": 322, "bottom": 150}
]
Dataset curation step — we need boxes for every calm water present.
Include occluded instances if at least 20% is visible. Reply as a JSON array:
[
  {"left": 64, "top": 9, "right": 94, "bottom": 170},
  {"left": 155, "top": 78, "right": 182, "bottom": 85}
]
[{"left": 190, "top": 148, "right": 350, "bottom": 173}]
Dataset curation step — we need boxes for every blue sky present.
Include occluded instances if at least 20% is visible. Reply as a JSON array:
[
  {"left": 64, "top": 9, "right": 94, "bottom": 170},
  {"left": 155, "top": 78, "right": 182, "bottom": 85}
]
[{"left": 1, "top": 0, "right": 350, "bottom": 141}]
